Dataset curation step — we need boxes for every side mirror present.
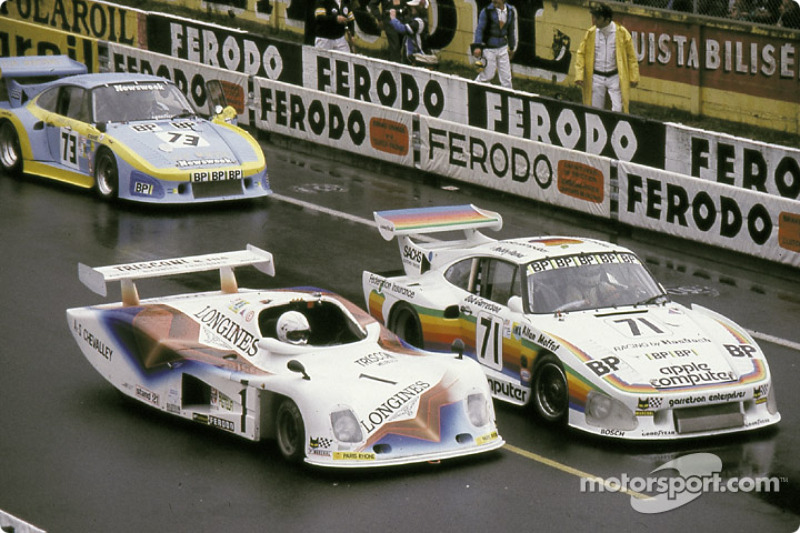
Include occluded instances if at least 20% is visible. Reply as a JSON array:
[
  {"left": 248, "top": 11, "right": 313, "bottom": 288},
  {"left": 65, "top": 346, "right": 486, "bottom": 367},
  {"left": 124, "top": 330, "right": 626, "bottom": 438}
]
[
  {"left": 508, "top": 295, "right": 524, "bottom": 314},
  {"left": 288, "top": 359, "right": 310, "bottom": 380}
]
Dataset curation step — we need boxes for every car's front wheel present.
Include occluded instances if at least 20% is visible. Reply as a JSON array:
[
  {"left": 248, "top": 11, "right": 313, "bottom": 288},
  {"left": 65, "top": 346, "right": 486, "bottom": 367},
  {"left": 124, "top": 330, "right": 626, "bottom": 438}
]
[
  {"left": 94, "top": 149, "right": 119, "bottom": 200},
  {"left": 388, "top": 303, "right": 424, "bottom": 348},
  {"left": 0, "top": 121, "right": 23, "bottom": 177},
  {"left": 276, "top": 399, "right": 305, "bottom": 463},
  {"left": 532, "top": 354, "right": 569, "bottom": 424}
]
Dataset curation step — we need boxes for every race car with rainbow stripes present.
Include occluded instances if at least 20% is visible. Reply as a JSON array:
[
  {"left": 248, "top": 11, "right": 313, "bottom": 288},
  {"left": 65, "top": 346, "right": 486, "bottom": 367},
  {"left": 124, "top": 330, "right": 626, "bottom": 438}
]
[
  {"left": 362, "top": 204, "right": 780, "bottom": 440},
  {"left": 0, "top": 55, "right": 269, "bottom": 203},
  {"left": 67, "top": 246, "right": 503, "bottom": 467}
]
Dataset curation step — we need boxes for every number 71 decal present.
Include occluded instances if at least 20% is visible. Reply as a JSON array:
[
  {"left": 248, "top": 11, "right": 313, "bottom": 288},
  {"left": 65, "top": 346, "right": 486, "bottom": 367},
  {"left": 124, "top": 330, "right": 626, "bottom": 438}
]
[
  {"left": 607, "top": 317, "right": 669, "bottom": 337},
  {"left": 476, "top": 314, "right": 504, "bottom": 371}
]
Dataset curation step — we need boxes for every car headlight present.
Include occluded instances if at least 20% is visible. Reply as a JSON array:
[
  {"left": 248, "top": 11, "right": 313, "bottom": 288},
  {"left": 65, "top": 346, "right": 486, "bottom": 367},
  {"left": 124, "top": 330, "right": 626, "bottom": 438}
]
[
  {"left": 467, "top": 392, "right": 491, "bottom": 427},
  {"left": 585, "top": 391, "right": 638, "bottom": 431},
  {"left": 330, "top": 408, "right": 363, "bottom": 443}
]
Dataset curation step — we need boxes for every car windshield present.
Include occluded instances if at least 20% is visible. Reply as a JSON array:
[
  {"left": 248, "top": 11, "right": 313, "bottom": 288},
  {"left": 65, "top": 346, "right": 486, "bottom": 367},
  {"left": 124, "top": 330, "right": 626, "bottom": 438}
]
[
  {"left": 92, "top": 81, "right": 195, "bottom": 123},
  {"left": 526, "top": 252, "right": 666, "bottom": 313}
]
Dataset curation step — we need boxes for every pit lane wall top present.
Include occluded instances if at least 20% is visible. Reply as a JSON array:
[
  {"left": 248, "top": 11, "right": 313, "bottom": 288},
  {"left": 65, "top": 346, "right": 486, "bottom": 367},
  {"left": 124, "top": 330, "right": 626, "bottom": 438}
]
[{"left": 3, "top": 15, "right": 800, "bottom": 267}]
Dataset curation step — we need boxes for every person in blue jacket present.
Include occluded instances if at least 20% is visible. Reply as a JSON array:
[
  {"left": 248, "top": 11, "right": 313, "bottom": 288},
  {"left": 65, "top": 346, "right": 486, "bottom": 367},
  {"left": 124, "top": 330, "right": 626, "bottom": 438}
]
[
  {"left": 471, "top": 0, "right": 518, "bottom": 88},
  {"left": 388, "top": 0, "right": 438, "bottom": 67}
]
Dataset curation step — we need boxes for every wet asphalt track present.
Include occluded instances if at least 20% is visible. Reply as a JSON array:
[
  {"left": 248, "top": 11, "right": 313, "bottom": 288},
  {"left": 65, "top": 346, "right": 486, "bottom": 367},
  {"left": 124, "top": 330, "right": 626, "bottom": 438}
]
[{"left": 0, "top": 138, "right": 799, "bottom": 532}]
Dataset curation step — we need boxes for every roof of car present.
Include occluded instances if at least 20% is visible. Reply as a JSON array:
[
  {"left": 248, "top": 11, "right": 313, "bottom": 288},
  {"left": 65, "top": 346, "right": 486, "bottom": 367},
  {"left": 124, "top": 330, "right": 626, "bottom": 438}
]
[
  {"left": 47, "top": 72, "right": 173, "bottom": 90},
  {"left": 465, "top": 235, "right": 634, "bottom": 264}
]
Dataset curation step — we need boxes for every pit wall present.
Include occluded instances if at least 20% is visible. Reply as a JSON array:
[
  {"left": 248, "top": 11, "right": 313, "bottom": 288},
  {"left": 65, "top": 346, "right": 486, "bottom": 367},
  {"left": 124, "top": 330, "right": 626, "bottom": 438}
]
[
  {"left": 5, "top": 0, "right": 800, "bottom": 132},
  {"left": 2, "top": 12, "right": 800, "bottom": 267}
]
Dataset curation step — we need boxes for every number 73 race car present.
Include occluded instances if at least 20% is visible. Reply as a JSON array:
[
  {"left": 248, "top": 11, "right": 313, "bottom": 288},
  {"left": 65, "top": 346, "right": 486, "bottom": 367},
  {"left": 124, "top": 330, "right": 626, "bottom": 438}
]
[
  {"left": 362, "top": 204, "right": 780, "bottom": 440},
  {"left": 0, "top": 55, "right": 269, "bottom": 203},
  {"left": 66, "top": 246, "right": 503, "bottom": 467}
]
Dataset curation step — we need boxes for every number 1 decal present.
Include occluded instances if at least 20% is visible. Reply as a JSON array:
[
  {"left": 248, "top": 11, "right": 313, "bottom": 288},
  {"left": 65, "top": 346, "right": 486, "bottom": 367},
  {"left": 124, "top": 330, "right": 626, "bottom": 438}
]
[{"left": 476, "top": 314, "right": 504, "bottom": 371}]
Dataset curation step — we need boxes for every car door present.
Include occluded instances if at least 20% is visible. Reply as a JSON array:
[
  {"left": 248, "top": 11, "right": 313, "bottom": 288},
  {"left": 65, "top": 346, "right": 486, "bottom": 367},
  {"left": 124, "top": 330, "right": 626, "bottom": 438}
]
[{"left": 44, "top": 85, "right": 91, "bottom": 175}]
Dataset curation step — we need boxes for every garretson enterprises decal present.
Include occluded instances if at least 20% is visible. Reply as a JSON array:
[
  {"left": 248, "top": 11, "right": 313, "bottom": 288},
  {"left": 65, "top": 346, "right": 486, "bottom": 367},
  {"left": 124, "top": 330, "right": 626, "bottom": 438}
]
[
  {"left": 466, "top": 83, "right": 667, "bottom": 169},
  {"left": 145, "top": 14, "right": 303, "bottom": 85}
]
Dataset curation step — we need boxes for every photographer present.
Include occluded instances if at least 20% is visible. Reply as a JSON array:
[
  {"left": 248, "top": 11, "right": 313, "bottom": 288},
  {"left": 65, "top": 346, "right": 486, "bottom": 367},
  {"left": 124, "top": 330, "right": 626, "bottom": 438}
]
[{"left": 388, "top": 0, "right": 438, "bottom": 67}]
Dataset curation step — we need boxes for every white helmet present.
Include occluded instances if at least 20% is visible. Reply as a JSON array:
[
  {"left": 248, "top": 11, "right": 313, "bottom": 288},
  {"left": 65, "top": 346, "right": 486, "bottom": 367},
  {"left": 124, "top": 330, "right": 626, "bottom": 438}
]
[{"left": 277, "top": 311, "right": 310, "bottom": 345}]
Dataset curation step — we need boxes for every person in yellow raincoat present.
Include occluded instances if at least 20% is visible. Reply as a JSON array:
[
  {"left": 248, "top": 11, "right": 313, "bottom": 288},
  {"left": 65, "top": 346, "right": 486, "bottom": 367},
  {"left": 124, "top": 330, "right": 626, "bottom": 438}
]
[{"left": 574, "top": 3, "right": 639, "bottom": 113}]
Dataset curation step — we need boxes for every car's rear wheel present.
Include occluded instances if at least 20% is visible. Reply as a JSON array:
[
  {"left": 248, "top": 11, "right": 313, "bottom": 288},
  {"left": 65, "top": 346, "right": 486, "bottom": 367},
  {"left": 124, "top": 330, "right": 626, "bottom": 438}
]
[
  {"left": 388, "top": 303, "right": 424, "bottom": 348},
  {"left": 0, "top": 121, "right": 23, "bottom": 177},
  {"left": 532, "top": 354, "right": 569, "bottom": 424},
  {"left": 94, "top": 149, "right": 119, "bottom": 200},
  {"left": 276, "top": 399, "right": 305, "bottom": 463}
]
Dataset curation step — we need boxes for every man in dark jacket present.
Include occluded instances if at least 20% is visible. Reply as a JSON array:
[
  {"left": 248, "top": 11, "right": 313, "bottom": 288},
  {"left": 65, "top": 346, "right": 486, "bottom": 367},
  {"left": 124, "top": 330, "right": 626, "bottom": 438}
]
[
  {"left": 314, "top": 0, "right": 356, "bottom": 52},
  {"left": 471, "top": 0, "right": 518, "bottom": 88},
  {"left": 369, "top": 0, "right": 404, "bottom": 61}
]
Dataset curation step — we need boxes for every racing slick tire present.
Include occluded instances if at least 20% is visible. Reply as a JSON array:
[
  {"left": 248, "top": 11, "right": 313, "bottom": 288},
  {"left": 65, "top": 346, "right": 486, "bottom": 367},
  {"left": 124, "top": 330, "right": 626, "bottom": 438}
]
[
  {"left": 0, "top": 120, "right": 23, "bottom": 178},
  {"left": 388, "top": 303, "right": 424, "bottom": 348},
  {"left": 94, "top": 149, "right": 119, "bottom": 200},
  {"left": 276, "top": 399, "right": 305, "bottom": 463},
  {"left": 532, "top": 354, "right": 569, "bottom": 424}
]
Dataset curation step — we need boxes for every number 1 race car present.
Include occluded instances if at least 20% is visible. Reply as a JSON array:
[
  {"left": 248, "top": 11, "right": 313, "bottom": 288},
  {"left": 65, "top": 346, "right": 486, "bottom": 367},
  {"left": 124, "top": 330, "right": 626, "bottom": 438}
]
[
  {"left": 0, "top": 55, "right": 270, "bottom": 203},
  {"left": 362, "top": 204, "right": 780, "bottom": 440},
  {"left": 67, "top": 246, "right": 503, "bottom": 467}
]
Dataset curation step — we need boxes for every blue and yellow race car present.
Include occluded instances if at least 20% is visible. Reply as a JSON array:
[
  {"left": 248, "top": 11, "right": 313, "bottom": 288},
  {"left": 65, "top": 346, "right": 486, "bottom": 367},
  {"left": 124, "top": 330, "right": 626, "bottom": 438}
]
[{"left": 0, "top": 55, "right": 270, "bottom": 203}]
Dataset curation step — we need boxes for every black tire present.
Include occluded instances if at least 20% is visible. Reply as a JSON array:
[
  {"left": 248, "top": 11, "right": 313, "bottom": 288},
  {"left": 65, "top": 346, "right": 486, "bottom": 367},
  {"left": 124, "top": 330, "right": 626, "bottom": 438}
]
[
  {"left": 532, "top": 354, "right": 569, "bottom": 424},
  {"left": 276, "top": 399, "right": 305, "bottom": 463},
  {"left": 0, "top": 120, "right": 23, "bottom": 177},
  {"left": 388, "top": 303, "right": 424, "bottom": 348},
  {"left": 94, "top": 149, "right": 119, "bottom": 200}
]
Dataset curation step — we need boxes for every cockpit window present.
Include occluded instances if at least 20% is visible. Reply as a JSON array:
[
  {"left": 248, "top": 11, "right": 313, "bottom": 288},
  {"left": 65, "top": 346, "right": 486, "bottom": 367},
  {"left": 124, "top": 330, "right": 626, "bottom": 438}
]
[{"left": 258, "top": 300, "right": 366, "bottom": 346}]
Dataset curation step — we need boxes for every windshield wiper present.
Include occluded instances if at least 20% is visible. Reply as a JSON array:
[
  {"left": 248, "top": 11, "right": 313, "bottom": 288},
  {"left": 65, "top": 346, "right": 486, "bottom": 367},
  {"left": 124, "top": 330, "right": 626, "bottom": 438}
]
[
  {"left": 171, "top": 110, "right": 195, "bottom": 120},
  {"left": 635, "top": 294, "right": 669, "bottom": 306}
]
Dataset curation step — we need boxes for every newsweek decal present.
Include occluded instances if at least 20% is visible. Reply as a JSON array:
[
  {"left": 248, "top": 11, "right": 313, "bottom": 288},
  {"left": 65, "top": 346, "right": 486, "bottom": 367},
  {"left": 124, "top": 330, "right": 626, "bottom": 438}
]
[
  {"left": 420, "top": 116, "right": 612, "bottom": 217},
  {"left": 106, "top": 43, "right": 250, "bottom": 121},
  {"left": 3, "top": 0, "right": 140, "bottom": 45},
  {"left": 0, "top": 17, "right": 98, "bottom": 69},
  {"left": 254, "top": 77, "right": 414, "bottom": 166},
  {"left": 618, "top": 161, "right": 800, "bottom": 267},
  {"left": 666, "top": 124, "right": 800, "bottom": 201},
  {"left": 466, "top": 83, "right": 667, "bottom": 169},
  {"left": 145, "top": 14, "right": 303, "bottom": 85},
  {"left": 302, "top": 47, "right": 469, "bottom": 122}
]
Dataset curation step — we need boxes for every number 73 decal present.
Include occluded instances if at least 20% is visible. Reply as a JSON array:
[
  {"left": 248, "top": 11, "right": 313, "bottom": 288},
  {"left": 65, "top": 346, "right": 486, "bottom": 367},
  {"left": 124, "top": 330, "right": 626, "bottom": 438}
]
[{"left": 156, "top": 131, "right": 209, "bottom": 148}]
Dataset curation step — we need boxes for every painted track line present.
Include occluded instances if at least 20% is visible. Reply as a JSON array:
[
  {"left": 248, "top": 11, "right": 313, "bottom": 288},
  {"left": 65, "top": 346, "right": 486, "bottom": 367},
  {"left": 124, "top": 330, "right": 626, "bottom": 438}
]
[{"left": 503, "top": 443, "right": 650, "bottom": 500}]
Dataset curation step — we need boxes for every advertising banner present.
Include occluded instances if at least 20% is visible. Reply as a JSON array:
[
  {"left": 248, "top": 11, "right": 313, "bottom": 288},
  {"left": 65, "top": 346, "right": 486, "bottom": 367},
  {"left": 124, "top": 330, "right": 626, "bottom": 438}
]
[
  {"left": 254, "top": 77, "right": 414, "bottom": 167},
  {"left": 302, "top": 47, "right": 470, "bottom": 124},
  {"left": 421, "top": 116, "right": 612, "bottom": 218},
  {"left": 618, "top": 161, "right": 800, "bottom": 267},
  {"left": 0, "top": 17, "right": 99, "bottom": 70},
  {"left": 666, "top": 124, "right": 800, "bottom": 201},
  {"left": 144, "top": 13, "right": 303, "bottom": 85},
  {"left": 466, "top": 83, "right": 668, "bottom": 169},
  {"left": 107, "top": 43, "right": 251, "bottom": 122}
]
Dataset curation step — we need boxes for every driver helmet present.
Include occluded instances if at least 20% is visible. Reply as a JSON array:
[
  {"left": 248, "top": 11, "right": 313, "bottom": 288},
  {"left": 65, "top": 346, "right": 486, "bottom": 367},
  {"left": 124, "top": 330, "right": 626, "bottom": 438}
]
[
  {"left": 576, "top": 266, "right": 602, "bottom": 287},
  {"left": 277, "top": 311, "right": 311, "bottom": 345}
]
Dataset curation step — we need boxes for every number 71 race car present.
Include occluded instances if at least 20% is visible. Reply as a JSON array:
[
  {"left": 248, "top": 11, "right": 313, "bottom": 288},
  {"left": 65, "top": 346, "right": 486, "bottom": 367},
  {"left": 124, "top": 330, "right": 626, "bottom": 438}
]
[
  {"left": 362, "top": 204, "right": 780, "bottom": 440},
  {"left": 67, "top": 246, "right": 503, "bottom": 467},
  {"left": 0, "top": 55, "right": 269, "bottom": 203}
]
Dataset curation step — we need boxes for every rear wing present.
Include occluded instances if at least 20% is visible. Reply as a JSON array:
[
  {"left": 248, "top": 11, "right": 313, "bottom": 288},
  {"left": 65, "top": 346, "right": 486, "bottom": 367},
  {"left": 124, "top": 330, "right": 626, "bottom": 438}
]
[
  {"left": 78, "top": 245, "right": 275, "bottom": 306},
  {"left": 0, "top": 55, "right": 88, "bottom": 108},
  {"left": 374, "top": 204, "right": 502, "bottom": 241},
  {"left": 373, "top": 205, "right": 502, "bottom": 276}
]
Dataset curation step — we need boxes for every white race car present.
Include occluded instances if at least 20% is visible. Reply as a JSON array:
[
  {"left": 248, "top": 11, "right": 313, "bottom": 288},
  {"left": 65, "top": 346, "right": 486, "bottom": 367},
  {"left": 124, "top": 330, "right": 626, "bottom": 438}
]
[
  {"left": 67, "top": 246, "right": 503, "bottom": 467},
  {"left": 362, "top": 204, "right": 780, "bottom": 440}
]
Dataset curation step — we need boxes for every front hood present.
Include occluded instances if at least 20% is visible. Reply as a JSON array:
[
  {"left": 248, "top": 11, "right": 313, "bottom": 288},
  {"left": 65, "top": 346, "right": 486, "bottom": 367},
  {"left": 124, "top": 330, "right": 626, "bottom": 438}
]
[
  {"left": 107, "top": 119, "right": 240, "bottom": 170},
  {"left": 539, "top": 304, "right": 768, "bottom": 394}
]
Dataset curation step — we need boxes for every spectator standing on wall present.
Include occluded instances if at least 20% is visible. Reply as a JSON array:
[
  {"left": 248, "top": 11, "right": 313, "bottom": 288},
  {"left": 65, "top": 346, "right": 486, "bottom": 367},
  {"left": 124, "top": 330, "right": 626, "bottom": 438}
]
[
  {"left": 369, "top": 0, "right": 405, "bottom": 61},
  {"left": 575, "top": 3, "right": 639, "bottom": 113},
  {"left": 314, "top": 0, "right": 356, "bottom": 52},
  {"left": 777, "top": 0, "right": 800, "bottom": 27},
  {"left": 388, "top": 0, "right": 439, "bottom": 67},
  {"left": 471, "top": 0, "right": 518, "bottom": 89}
]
